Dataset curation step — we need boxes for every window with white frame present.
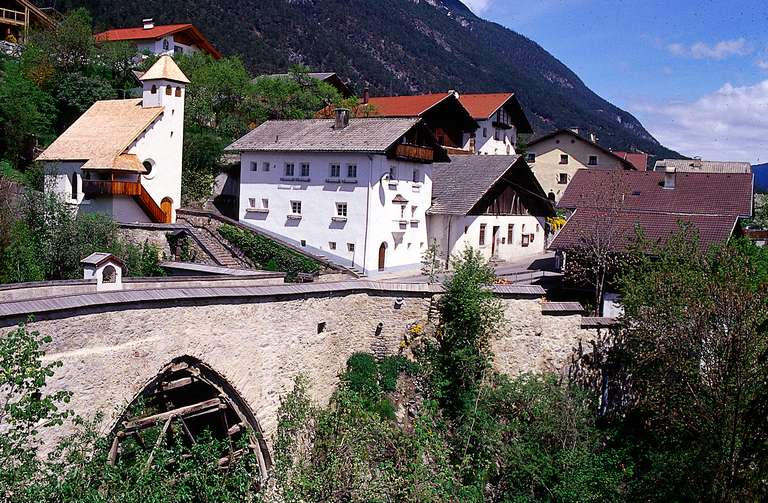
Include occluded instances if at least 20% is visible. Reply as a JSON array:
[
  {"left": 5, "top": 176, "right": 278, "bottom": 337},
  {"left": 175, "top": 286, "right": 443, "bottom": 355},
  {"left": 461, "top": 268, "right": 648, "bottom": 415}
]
[
  {"left": 248, "top": 198, "right": 256, "bottom": 208},
  {"left": 262, "top": 198, "right": 269, "bottom": 209},
  {"left": 330, "top": 163, "right": 340, "bottom": 177},
  {"left": 285, "top": 163, "right": 295, "bottom": 176},
  {"left": 559, "top": 154, "right": 569, "bottom": 164},
  {"left": 347, "top": 243, "right": 355, "bottom": 252},
  {"left": 412, "top": 168, "right": 419, "bottom": 183},
  {"left": 250, "top": 161, "right": 258, "bottom": 172},
  {"left": 347, "top": 164, "right": 357, "bottom": 178},
  {"left": 588, "top": 155, "right": 598, "bottom": 166},
  {"left": 479, "top": 224, "right": 487, "bottom": 246},
  {"left": 329, "top": 241, "right": 337, "bottom": 250},
  {"left": 300, "top": 163, "right": 310, "bottom": 177},
  {"left": 262, "top": 162, "right": 270, "bottom": 172},
  {"left": 336, "top": 202, "right": 348, "bottom": 217},
  {"left": 558, "top": 173, "right": 568, "bottom": 184},
  {"left": 291, "top": 200, "right": 302, "bottom": 214},
  {"left": 389, "top": 166, "right": 397, "bottom": 179}
]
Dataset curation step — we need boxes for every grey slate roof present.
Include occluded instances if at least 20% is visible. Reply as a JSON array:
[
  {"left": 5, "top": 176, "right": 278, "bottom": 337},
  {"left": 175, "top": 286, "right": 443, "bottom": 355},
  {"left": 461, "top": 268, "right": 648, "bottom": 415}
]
[
  {"left": 428, "top": 155, "right": 521, "bottom": 215},
  {"left": 226, "top": 118, "right": 421, "bottom": 153},
  {"left": 80, "top": 252, "right": 123, "bottom": 267},
  {"left": 654, "top": 159, "right": 752, "bottom": 174}
]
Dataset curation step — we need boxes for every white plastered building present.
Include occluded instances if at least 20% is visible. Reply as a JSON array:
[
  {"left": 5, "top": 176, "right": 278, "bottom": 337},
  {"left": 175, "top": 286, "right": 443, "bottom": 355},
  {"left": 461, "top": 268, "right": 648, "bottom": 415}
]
[
  {"left": 38, "top": 55, "right": 188, "bottom": 224},
  {"left": 227, "top": 111, "right": 449, "bottom": 276},
  {"left": 458, "top": 93, "right": 534, "bottom": 156},
  {"left": 427, "top": 155, "right": 554, "bottom": 264}
]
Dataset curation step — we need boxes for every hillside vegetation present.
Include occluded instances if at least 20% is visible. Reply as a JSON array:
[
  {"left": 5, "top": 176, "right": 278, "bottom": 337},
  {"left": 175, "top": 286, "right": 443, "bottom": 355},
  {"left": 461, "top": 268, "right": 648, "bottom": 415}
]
[{"left": 56, "top": 0, "right": 679, "bottom": 157}]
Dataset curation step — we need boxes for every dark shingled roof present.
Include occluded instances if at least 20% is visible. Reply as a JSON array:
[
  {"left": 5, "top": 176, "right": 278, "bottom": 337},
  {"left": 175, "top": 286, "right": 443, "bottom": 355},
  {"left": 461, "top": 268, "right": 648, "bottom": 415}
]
[
  {"left": 550, "top": 208, "right": 740, "bottom": 253},
  {"left": 428, "top": 155, "right": 553, "bottom": 216},
  {"left": 558, "top": 169, "right": 753, "bottom": 217},
  {"left": 226, "top": 118, "right": 422, "bottom": 154}
]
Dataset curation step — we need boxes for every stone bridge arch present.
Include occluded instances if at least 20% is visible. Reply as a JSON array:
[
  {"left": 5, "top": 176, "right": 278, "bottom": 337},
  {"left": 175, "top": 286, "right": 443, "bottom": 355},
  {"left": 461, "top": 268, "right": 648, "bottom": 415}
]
[{"left": 108, "top": 355, "right": 271, "bottom": 480}]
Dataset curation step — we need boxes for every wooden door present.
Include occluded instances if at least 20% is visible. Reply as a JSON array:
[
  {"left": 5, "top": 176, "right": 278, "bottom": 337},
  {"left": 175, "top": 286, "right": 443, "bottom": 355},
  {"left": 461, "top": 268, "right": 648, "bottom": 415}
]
[
  {"left": 378, "top": 243, "right": 386, "bottom": 271},
  {"left": 161, "top": 198, "right": 173, "bottom": 224}
]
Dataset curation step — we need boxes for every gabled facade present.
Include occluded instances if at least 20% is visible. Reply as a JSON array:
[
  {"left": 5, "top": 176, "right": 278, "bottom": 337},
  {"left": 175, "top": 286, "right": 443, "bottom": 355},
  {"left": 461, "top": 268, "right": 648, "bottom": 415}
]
[
  {"left": 526, "top": 129, "right": 636, "bottom": 202},
  {"left": 362, "top": 93, "right": 479, "bottom": 152},
  {"left": 95, "top": 20, "right": 221, "bottom": 59},
  {"left": 458, "top": 93, "right": 533, "bottom": 156},
  {"left": 427, "top": 156, "right": 554, "bottom": 264},
  {"left": 38, "top": 56, "right": 188, "bottom": 224},
  {"left": 227, "top": 111, "right": 449, "bottom": 276}
]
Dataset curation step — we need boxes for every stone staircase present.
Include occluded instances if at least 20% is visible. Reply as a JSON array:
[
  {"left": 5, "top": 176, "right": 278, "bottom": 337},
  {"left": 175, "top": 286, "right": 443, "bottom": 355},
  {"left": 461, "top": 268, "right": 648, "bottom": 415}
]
[{"left": 185, "top": 225, "right": 246, "bottom": 269}]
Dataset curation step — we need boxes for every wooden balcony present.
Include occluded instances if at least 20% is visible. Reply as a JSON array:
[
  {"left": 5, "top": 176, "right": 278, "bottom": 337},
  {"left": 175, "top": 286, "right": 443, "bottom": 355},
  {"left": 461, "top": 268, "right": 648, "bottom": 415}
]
[
  {"left": 393, "top": 143, "right": 434, "bottom": 163},
  {"left": 82, "top": 179, "right": 169, "bottom": 223},
  {"left": 0, "top": 8, "right": 26, "bottom": 26},
  {"left": 82, "top": 180, "right": 142, "bottom": 196}
]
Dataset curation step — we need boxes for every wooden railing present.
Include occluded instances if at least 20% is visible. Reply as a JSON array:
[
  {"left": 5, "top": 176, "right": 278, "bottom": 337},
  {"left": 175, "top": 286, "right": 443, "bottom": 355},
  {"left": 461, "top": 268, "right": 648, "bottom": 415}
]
[
  {"left": 82, "top": 179, "right": 168, "bottom": 223},
  {"left": 82, "top": 180, "right": 142, "bottom": 196},
  {"left": 136, "top": 187, "right": 168, "bottom": 223},
  {"left": 0, "top": 8, "right": 26, "bottom": 26},
  {"left": 394, "top": 143, "right": 434, "bottom": 162}
]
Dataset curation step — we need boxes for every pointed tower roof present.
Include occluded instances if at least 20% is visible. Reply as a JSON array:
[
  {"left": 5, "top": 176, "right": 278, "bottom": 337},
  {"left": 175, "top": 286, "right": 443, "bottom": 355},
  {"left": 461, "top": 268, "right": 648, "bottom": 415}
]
[{"left": 139, "top": 55, "right": 190, "bottom": 84}]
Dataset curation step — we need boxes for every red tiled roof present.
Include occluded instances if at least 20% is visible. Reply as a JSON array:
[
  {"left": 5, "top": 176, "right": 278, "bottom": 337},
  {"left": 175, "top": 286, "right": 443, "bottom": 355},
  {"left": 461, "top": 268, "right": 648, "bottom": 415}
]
[
  {"left": 549, "top": 208, "right": 739, "bottom": 253},
  {"left": 612, "top": 151, "right": 649, "bottom": 171},
  {"left": 458, "top": 93, "right": 513, "bottom": 119},
  {"left": 557, "top": 169, "right": 753, "bottom": 217},
  {"left": 365, "top": 94, "right": 450, "bottom": 116},
  {"left": 95, "top": 24, "right": 221, "bottom": 59}
]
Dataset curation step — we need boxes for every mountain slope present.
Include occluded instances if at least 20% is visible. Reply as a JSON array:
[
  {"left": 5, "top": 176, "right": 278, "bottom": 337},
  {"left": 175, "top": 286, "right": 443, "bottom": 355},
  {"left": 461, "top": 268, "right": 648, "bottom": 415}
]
[{"left": 55, "top": 0, "right": 678, "bottom": 157}]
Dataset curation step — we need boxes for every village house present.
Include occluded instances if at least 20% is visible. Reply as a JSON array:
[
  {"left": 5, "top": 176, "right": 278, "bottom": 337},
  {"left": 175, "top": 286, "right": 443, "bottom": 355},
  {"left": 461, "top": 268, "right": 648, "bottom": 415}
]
[
  {"left": 457, "top": 93, "right": 533, "bottom": 155},
  {"left": 361, "top": 92, "right": 479, "bottom": 153},
  {"left": 526, "top": 128, "right": 636, "bottom": 201},
  {"left": 427, "top": 155, "right": 554, "bottom": 265},
  {"left": 0, "top": 0, "right": 54, "bottom": 46},
  {"left": 653, "top": 158, "right": 752, "bottom": 174},
  {"left": 38, "top": 55, "right": 188, "bottom": 224},
  {"left": 611, "top": 150, "right": 649, "bottom": 171},
  {"left": 226, "top": 109, "right": 448, "bottom": 276},
  {"left": 550, "top": 167, "right": 753, "bottom": 315},
  {"left": 95, "top": 19, "right": 221, "bottom": 59}
]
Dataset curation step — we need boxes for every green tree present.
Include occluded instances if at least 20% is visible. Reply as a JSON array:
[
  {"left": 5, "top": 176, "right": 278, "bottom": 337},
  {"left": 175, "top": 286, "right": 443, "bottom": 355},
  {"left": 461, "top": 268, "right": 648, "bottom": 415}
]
[
  {"left": 251, "top": 64, "right": 341, "bottom": 121},
  {"left": 420, "top": 238, "right": 444, "bottom": 284},
  {"left": 615, "top": 233, "right": 768, "bottom": 501}
]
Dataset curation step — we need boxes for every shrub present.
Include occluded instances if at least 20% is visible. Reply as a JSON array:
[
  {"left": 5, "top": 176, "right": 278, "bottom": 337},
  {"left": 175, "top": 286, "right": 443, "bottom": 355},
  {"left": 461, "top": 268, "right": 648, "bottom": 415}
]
[{"left": 217, "top": 224, "right": 321, "bottom": 280}]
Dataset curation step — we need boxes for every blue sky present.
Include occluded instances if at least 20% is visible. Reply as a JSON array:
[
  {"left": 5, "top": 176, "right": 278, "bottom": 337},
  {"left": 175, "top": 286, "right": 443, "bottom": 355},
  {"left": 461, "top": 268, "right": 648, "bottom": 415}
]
[{"left": 463, "top": 0, "right": 768, "bottom": 163}]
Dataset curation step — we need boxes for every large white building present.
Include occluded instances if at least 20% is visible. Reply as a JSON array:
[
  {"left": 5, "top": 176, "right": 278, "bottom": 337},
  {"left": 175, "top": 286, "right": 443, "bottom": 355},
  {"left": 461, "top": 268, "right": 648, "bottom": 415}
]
[
  {"left": 95, "top": 20, "right": 221, "bottom": 59},
  {"left": 38, "top": 55, "right": 188, "bottom": 224},
  {"left": 227, "top": 111, "right": 449, "bottom": 276},
  {"left": 428, "top": 156, "right": 554, "bottom": 264}
]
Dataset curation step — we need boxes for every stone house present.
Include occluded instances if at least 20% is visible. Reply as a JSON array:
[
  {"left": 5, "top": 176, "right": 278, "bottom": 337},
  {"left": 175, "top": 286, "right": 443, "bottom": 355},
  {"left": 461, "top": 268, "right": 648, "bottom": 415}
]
[
  {"left": 526, "top": 129, "right": 635, "bottom": 202},
  {"left": 226, "top": 110, "right": 449, "bottom": 276},
  {"left": 427, "top": 155, "right": 554, "bottom": 264}
]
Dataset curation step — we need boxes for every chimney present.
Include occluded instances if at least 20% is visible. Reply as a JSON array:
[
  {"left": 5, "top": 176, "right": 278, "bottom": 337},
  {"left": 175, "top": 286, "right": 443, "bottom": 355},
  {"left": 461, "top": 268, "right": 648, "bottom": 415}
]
[
  {"left": 448, "top": 89, "right": 460, "bottom": 98},
  {"left": 570, "top": 127, "right": 580, "bottom": 135},
  {"left": 664, "top": 166, "right": 676, "bottom": 190},
  {"left": 589, "top": 132, "right": 598, "bottom": 143},
  {"left": 692, "top": 156, "right": 703, "bottom": 168},
  {"left": 143, "top": 18, "right": 155, "bottom": 30},
  {"left": 334, "top": 108, "right": 350, "bottom": 130},
  {"left": 362, "top": 87, "right": 369, "bottom": 105}
]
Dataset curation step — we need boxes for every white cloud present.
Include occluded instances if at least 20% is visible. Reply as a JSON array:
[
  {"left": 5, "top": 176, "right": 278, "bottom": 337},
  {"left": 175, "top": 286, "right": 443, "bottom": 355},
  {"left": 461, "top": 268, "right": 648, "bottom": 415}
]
[
  {"left": 757, "top": 59, "right": 768, "bottom": 70},
  {"left": 461, "top": 0, "right": 492, "bottom": 13},
  {"left": 666, "top": 38, "right": 752, "bottom": 60},
  {"left": 631, "top": 80, "right": 768, "bottom": 163}
]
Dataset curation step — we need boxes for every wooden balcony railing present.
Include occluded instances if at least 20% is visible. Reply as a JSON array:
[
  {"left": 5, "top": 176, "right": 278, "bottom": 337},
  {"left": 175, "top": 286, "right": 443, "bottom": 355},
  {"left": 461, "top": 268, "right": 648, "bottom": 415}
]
[
  {"left": 393, "top": 143, "right": 434, "bottom": 162},
  {"left": 82, "top": 179, "right": 168, "bottom": 223},
  {"left": 0, "top": 8, "right": 26, "bottom": 26},
  {"left": 82, "top": 180, "right": 142, "bottom": 196}
]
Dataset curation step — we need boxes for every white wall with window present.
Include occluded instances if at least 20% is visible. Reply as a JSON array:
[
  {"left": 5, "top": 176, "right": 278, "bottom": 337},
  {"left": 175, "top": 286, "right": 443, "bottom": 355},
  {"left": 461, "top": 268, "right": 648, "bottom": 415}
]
[
  {"left": 463, "top": 117, "right": 517, "bottom": 155},
  {"left": 239, "top": 152, "right": 432, "bottom": 276}
]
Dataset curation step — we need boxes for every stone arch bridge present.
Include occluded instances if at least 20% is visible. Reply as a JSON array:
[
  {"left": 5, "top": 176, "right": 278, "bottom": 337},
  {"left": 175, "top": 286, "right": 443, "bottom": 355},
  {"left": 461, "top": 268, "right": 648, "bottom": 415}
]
[{"left": 0, "top": 279, "right": 606, "bottom": 460}]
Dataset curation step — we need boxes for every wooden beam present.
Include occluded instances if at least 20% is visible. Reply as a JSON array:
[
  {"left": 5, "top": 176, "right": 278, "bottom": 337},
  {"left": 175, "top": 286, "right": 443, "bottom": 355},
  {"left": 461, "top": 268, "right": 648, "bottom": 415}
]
[
  {"left": 158, "top": 376, "right": 197, "bottom": 392},
  {"left": 178, "top": 417, "right": 196, "bottom": 445},
  {"left": 107, "top": 436, "right": 120, "bottom": 466},
  {"left": 124, "top": 398, "right": 221, "bottom": 431},
  {"left": 227, "top": 423, "right": 244, "bottom": 436},
  {"left": 145, "top": 417, "right": 173, "bottom": 469}
]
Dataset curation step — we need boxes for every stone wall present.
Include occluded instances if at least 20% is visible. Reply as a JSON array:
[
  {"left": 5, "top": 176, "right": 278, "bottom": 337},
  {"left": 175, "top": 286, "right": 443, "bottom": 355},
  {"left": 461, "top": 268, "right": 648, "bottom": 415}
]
[{"left": 15, "top": 290, "right": 595, "bottom": 452}]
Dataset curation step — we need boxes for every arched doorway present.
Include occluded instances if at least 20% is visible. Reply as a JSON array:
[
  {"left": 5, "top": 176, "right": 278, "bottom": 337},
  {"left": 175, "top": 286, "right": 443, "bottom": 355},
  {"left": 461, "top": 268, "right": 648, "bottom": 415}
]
[
  {"left": 161, "top": 197, "right": 173, "bottom": 223},
  {"left": 108, "top": 356, "right": 271, "bottom": 483},
  {"left": 378, "top": 242, "right": 387, "bottom": 271},
  {"left": 548, "top": 192, "right": 556, "bottom": 202}
]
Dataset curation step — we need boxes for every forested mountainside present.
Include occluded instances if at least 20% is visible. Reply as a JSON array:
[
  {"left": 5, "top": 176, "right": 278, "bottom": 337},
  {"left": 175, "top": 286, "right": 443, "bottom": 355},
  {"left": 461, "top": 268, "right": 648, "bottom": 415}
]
[{"left": 51, "top": 0, "right": 679, "bottom": 157}]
